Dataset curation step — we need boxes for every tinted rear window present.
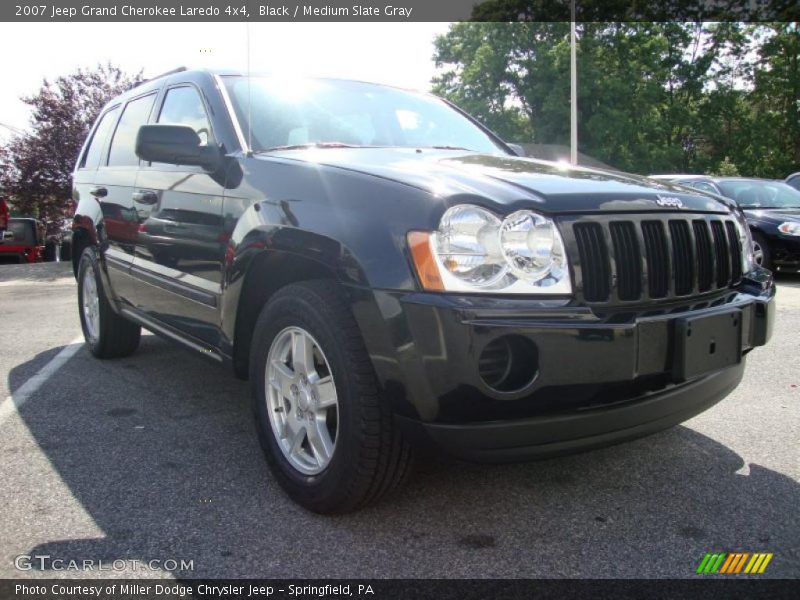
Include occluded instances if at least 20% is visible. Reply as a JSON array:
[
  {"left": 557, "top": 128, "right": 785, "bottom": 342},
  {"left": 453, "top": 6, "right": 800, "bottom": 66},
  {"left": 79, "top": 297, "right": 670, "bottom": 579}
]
[
  {"left": 4, "top": 220, "right": 36, "bottom": 245},
  {"left": 107, "top": 93, "right": 156, "bottom": 167},
  {"left": 81, "top": 106, "right": 120, "bottom": 169}
]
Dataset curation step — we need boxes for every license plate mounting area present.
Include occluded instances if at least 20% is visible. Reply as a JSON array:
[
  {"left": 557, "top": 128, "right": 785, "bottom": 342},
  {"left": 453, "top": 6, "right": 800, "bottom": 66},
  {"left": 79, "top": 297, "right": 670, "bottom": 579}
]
[{"left": 673, "top": 309, "right": 742, "bottom": 382}]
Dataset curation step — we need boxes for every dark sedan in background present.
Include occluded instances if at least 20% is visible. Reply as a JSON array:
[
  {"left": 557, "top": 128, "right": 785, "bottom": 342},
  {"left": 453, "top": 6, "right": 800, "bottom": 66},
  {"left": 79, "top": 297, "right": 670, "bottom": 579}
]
[{"left": 650, "top": 175, "right": 800, "bottom": 272}]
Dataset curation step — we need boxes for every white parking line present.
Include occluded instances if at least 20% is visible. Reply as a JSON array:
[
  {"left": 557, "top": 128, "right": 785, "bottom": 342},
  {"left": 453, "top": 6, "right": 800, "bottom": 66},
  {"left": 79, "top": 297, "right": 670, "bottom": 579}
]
[
  {"left": 0, "top": 336, "right": 85, "bottom": 426},
  {"left": 0, "top": 277, "right": 75, "bottom": 288}
]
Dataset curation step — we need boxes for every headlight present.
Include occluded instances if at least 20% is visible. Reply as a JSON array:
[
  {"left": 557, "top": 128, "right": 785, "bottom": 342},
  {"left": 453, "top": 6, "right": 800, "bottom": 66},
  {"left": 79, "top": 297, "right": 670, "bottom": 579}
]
[
  {"left": 778, "top": 221, "right": 800, "bottom": 236},
  {"left": 500, "top": 210, "right": 568, "bottom": 282},
  {"left": 434, "top": 204, "right": 507, "bottom": 288},
  {"left": 733, "top": 209, "right": 754, "bottom": 273},
  {"left": 408, "top": 204, "right": 571, "bottom": 294}
]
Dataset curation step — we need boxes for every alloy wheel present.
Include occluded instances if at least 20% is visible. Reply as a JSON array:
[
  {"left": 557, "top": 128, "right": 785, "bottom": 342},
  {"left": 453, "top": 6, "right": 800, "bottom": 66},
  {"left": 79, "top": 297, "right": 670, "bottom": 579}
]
[
  {"left": 752, "top": 241, "right": 764, "bottom": 266},
  {"left": 81, "top": 268, "right": 100, "bottom": 342},
  {"left": 264, "top": 326, "right": 339, "bottom": 475}
]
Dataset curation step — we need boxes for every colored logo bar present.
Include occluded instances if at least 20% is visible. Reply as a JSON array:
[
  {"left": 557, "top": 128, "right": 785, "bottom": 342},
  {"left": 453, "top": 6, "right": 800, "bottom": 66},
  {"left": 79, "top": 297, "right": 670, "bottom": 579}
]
[{"left": 696, "top": 552, "right": 773, "bottom": 574}]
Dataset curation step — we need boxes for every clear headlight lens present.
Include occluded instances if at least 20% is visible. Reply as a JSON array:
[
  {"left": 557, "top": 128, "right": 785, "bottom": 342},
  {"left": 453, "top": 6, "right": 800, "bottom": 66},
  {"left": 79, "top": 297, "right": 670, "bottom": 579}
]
[
  {"left": 733, "top": 209, "right": 754, "bottom": 273},
  {"left": 409, "top": 204, "right": 572, "bottom": 294},
  {"left": 499, "top": 210, "right": 568, "bottom": 283},
  {"left": 778, "top": 221, "right": 800, "bottom": 236},
  {"left": 434, "top": 205, "right": 507, "bottom": 287}
]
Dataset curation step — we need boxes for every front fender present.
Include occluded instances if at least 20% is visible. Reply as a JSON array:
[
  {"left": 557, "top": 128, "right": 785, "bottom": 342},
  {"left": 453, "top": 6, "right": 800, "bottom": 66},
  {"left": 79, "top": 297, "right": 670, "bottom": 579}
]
[{"left": 220, "top": 218, "right": 368, "bottom": 341}]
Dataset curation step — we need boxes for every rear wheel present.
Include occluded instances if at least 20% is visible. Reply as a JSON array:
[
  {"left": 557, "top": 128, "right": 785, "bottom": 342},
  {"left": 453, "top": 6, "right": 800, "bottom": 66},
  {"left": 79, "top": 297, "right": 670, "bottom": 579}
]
[
  {"left": 752, "top": 232, "right": 772, "bottom": 270},
  {"left": 77, "top": 247, "right": 141, "bottom": 358},
  {"left": 251, "top": 280, "right": 413, "bottom": 513}
]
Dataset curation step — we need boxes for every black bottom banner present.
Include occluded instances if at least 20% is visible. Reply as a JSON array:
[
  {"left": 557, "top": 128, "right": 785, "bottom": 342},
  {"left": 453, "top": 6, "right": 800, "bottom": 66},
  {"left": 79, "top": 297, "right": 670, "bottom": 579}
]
[{"left": 1, "top": 579, "right": 798, "bottom": 600}]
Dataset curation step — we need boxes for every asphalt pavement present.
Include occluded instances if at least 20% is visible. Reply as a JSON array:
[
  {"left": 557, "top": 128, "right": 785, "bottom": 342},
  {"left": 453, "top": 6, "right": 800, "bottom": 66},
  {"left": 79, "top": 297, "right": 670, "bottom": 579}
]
[{"left": 0, "top": 262, "right": 798, "bottom": 579}]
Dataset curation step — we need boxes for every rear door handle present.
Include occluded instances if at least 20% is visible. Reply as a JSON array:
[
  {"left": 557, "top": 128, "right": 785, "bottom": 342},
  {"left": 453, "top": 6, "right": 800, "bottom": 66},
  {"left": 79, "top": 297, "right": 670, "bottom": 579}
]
[
  {"left": 89, "top": 186, "right": 107, "bottom": 198},
  {"left": 132, "top": 190, "right": 158, "bottom": 205}
]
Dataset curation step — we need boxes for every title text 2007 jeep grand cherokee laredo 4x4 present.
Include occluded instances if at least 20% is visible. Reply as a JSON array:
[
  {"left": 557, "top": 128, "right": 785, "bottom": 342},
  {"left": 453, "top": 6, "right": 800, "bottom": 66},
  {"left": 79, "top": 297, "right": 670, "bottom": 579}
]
[{"left": 71, "top": 69, "right": 774, "bottom": 513}]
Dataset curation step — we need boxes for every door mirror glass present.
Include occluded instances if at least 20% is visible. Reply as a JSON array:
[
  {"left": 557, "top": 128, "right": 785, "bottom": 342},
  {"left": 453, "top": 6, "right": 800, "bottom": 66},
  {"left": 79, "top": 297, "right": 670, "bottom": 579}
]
[{"left": 135, "top": 124, "right": 219, "bottom": 170}]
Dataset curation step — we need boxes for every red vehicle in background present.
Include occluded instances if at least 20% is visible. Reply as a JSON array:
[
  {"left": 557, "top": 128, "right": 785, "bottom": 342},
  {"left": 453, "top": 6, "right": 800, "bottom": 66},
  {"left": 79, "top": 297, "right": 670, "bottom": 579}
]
[
  {"left": 0, "top": 198, "right": 9, "bottom": 231},
  {"left": 0, "top": 217, "right": 47, "bottom": 263}
]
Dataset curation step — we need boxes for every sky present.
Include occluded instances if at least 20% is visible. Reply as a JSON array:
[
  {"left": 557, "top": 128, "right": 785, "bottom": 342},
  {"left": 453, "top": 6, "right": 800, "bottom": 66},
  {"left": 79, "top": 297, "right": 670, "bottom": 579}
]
[{"left": 0, "top": 22, "right": 452, "bottom": 137}]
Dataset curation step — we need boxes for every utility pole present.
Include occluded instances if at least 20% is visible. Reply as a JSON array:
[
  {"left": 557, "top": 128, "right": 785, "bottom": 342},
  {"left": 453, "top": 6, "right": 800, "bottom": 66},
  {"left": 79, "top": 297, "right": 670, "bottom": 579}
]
[{"left": 570, "top": 0, "right": 578, "bottom": 165}]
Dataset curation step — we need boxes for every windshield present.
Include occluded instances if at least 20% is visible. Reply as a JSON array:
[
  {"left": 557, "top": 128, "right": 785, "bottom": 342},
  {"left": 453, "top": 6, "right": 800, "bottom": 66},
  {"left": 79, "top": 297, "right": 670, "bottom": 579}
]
[
  {"left": 718, "top": 180, "right": 800, "bottom": 209},
  {"left": 223, "top": 77, "right": 507, "bottom": 154}
]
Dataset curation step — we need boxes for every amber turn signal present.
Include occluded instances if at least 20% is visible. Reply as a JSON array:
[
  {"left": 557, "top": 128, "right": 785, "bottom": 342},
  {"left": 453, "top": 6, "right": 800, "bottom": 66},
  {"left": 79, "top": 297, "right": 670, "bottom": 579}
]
[{"left": 407, "top": 231, "right": 444, "bottom": 291}]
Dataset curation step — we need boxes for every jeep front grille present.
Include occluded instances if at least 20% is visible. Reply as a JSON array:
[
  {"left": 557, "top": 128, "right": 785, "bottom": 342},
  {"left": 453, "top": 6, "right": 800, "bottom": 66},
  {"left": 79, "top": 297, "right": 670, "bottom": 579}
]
[{"left": 567, "top": 214, "right": 743, "bottom": 305}]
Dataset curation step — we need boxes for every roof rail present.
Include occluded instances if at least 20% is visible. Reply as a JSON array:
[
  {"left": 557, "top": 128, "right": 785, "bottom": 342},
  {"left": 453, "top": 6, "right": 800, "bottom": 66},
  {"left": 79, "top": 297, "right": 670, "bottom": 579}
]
[{"left": 133, "top": 66, "right": 188, "bottom": 88}]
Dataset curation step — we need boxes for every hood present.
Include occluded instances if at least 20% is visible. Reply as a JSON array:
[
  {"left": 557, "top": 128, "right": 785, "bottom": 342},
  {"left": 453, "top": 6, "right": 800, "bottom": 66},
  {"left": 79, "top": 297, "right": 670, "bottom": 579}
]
[
  {"left": 744, "top": 207, "right": 800, "bottom": 222},
  {"left": 263, "top": 148, "right": 733, "bottom": 214}
]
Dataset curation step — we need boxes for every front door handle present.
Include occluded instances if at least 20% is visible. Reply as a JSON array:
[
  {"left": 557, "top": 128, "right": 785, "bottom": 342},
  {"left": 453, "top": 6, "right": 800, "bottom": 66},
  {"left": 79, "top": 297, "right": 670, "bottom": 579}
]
[
  {"left": 132, "top": 190, "right": 158, "bottom": 205},
  {"left": 89, "top": 186, "right": 107, "bottom": 198}
]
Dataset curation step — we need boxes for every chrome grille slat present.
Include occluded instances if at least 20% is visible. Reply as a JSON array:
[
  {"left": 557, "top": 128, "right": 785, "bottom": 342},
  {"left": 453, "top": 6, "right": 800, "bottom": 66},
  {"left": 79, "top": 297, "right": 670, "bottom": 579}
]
[
  {"left": 692, "top": 220, "right": 714, "bottom": 293},
  {"left": 642, "top": 221, "right": 669, "bottom": 299},
  {"left": 574, "top": 222, "right": 611, "bottom": 302},
  {"left": 609, "top": 222, "right": 641, "bottom": 301},
  {"left": 710, "top": 220, "right": 731, "bottom": 288},
  {"left": 725, "top": 221, "right": 743, "bottom": 283},
  {"left": 669, "top": 220, "right": 695, "bottom": 296}
]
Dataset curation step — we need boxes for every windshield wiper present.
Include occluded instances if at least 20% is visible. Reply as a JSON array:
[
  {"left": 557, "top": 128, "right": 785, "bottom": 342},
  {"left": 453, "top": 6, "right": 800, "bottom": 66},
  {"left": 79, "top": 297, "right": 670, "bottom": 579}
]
[
  {"left": 745, "top": 206, "right": 800, "bottom": 210},
  {"left": 257, "top": 142, "right": 365, "bottom": 153},
  {"left": 423, "top": 145, "right": 474, "bottom": 151}
]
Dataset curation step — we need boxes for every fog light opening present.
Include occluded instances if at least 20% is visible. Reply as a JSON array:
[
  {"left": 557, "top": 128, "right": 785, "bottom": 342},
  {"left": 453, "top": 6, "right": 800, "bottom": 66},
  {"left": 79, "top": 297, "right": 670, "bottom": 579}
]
[{"left": 478, "top": 335, "right": 538, "bottom": 393}]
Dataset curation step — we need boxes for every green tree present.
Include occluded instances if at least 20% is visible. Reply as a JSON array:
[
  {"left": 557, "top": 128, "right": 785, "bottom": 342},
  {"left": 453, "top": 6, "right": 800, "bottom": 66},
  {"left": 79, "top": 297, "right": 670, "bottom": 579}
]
[
  {"left": 433, "top": 22, "right": 726, "bottom": 172},
  {"left": 749, "top": 23, "right": 800, "bottom": 177},
  {"left": 431, "top": 21, "right": 798, "bottom": 177},
  {"left": 432, "top": 22, "right": 545, "bottom": 140},
  {"left": 714, "top": 156, "right": 741, "bottom": 176}
]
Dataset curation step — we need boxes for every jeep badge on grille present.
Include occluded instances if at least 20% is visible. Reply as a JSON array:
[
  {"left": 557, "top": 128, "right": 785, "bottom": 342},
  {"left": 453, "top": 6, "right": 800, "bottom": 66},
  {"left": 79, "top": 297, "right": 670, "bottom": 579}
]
[{"left": 656, "top": 195, "right": 684, "bottom": 208}]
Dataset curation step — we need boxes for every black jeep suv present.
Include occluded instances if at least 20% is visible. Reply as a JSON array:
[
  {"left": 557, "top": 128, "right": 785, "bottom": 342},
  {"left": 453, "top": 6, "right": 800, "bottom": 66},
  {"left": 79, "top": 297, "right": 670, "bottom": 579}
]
[{"left": 72, "top": 68, "right": 774, "bottom": 513}]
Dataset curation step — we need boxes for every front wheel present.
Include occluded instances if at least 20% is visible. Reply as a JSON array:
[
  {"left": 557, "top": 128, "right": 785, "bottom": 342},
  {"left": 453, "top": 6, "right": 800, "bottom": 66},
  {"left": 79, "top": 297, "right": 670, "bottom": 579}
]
[
  {"left": 752, "top": 232, "right": 772, "bottom": 271},
  {"left": 77, "top": 247, "right": 141, "bottom": 358},
  {"left": 251, "top": 280, "right": 413, "bottom": 513}
]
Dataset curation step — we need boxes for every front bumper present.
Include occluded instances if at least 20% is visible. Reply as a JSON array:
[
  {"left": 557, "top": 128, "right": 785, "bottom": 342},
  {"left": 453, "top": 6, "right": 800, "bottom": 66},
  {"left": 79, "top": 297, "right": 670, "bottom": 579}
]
[
  {"left": 0, "top": 246, "right": 41, "bottom": 263},
  {"left": 352, "top": 273, "right": 775, "bottom": 461},
  {"left": 399, "top": 362, "right": 743, "bottom": 461},
  {"left": 770, "top": 234, "right": 800, "bottom": 272}
]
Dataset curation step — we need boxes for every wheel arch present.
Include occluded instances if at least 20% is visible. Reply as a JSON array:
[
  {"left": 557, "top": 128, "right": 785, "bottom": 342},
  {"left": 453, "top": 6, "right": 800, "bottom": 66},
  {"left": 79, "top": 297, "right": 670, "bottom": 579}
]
[
  {"left": 227, "top": 249, "right": 344, "bottom": 379},
  {"left": 70, "top": 226, "right": 94, "bottom": 279}
]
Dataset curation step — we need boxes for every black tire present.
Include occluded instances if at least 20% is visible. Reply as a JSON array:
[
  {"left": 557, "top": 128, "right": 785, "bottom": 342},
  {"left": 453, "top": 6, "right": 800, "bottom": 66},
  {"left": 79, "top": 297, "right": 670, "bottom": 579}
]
[
  {"left": 250, "top": 280, "right": 413, "bottom": 513},
  {"left": 59, "top": 239, "right": 72, "bottom": 262},
  {"left": 77, "top": 247, "right": 141, "bottom": 358},
  {"left": 752, "top": 231, "right": 772, "bottom": 271},
  {"left": 43, "top": 241, "right": 58, "bottom": 262}
]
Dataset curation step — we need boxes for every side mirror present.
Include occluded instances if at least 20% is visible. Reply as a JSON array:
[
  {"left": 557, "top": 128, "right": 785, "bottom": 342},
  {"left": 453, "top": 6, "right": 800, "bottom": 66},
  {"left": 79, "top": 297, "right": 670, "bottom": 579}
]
[
  {"left": 2, "top": 231, "right": 14, "bottom": 241},
  {"left": 506, "top": 143, "right": 525, "bottom": 157},
  {"left": 135, "top": 124, "right": 221, "bottom": 171}
]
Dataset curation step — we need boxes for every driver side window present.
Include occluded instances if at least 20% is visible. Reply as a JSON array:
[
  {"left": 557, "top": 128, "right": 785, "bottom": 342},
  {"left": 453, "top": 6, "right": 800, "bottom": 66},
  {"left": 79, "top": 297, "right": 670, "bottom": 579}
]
[{"left": 157, "top": 86, "right": 212, "bottom": 146}]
